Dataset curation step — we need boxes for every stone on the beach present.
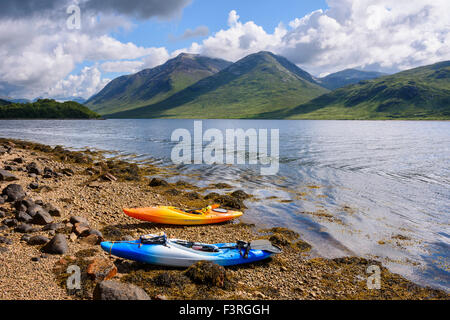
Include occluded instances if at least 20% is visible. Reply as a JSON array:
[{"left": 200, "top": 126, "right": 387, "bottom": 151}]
[
  {"left": 29, "top": 182, "right": 39, "bottom": 190},
  {"left": 26, "top": 162, "right": 42, "bottom": 175},
  {"left": 2, "top": 184, "right": 27, "bottom": 202},
  {"left": 149, "top": 178, "right": 169, "bottom": 187},
  {"left": 41, "top": 234, "right": 68, "bottom": 255},
  {"left": 70, "top": 216, "right": 89, "bottom": 225},
  {"left": 27, "top": 235, "right": 50, "bottom": 245},
  {"left": 69, "top": 233, "right": 77, "bottom": 242},
  {"left": 43, "top": 203, "right": 61, "bottom": 217},
  {"left": 87, "top": 258, "right": 117, "bottom": 281},
  {"left": 102, "top": 173, "right": 117, "bottom": 182},
  {"left": 2, "top": 218, "right": 18, "bottom": 227},
  {"left": 12, "top": 157, "right": 24, "bottom": 164},
  {"left": 20, "top": 234, "right": 31, "bottom": 242},
  {"left": 15, "top": 223, "right": 34, "bottom": 233},
  {"left": 93, "top": 281, "right": 151, "bottom": 300},
  {"left": 0, "top": 236, "right": 12, "bottom": 245},
  {"left": 0, "top": 197, "right": 4, "bottom": 205},
  {"left": 16, "top": 211, "right": 33, "bottom": 223},
  {"left": 165, "top": 188, "right": 181, "bottom": 196},
  {"left": 27, "top": 204, "right": 46, "bottom": 217},
  {"left": 73, "top": 222, "right": 90, "bottom": 236},
  {"left": 31, "top": 210, "right": 54, "bottom": 225},
  {"left": 0, "top": 169, "right": 18, "bottom": 182},
  {"left": 62, "top": 168, "right": 74, "bottom": 176},
  {"left": 87, "top": 229, "right": 103, "bottom": 238},
  {"left": 0, "top": 247, "right": 9, "bottom": 253},
  {"left": 42, "top": 223, "right": 65, "bottom": 231},
  {"left": 80, "top": 234, "right": 102, "bottom": 245}
]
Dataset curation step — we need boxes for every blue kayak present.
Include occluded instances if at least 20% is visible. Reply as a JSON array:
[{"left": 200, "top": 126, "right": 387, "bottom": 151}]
[{"left": 100, "top": 234, "right": 281, "bottom": 267}]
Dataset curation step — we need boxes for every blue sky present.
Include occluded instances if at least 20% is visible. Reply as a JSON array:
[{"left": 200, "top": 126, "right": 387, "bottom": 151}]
[{"left": 112, "top": 0, "right": 329, "bottom": 52}]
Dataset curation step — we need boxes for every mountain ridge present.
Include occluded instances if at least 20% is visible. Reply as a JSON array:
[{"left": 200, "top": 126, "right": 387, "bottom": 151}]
[
  {"left": 86, "top": 53, "right": 232, "bottom": 115},
  {"left": 106, "top": 51, "right": 328, "bottom": 119}
]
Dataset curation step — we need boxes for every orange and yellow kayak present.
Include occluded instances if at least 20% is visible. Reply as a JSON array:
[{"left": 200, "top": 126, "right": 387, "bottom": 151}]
[{"left": 123, "top": 205, "right": 243, "bottom": 225}]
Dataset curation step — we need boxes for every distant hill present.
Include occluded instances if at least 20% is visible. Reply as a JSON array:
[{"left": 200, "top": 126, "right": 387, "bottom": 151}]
[
  {"left": 106, "top": 51, "right": 328, "bottom": 119},
  {"left": 54, "top": 96, "right": 86, "bottom": 104},
  {"left": 285, "top": 61, "right": 450, "bottom": 120},
  {"left": 0, "top": 99, "right": 11, "bottom": 106},
  {"left": 317, "top": 69, "right": 387, "bottom": 90},
  {"left": 0, "top": 99, "right": 100, "bottom": 119},
  {"left": 86, "top": 53, "right": 232, "bottom": 115}
]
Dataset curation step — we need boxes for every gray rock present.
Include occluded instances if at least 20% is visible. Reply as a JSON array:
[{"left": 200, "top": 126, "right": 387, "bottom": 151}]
[
  {"left": 0, "top": 236, "right": 12, "bottom": 245},
  {"left": 43, "top": 204, "right": 61, "bottom": 217},
  {"left": 27, "top": 235, "right": 50, "bottom": 245},
  {"left": 27, "top": 205, "right": 46, "bottom": 217},
  {"left": 31, "top": 210, "right": 54, "bottom": 225},
  {"left": 0, "top": 247, "right": 8, "bottom": 253},
  {"left": 12, "top": 157, "right": 24, "bottom": 164},
  {"left": 16, "top": 211, "right": 33, "bottom": 223},
  {"left": 42, "top": 223, "right": 65, "bottom": 231},
  {"left": 21, "top": 234, "right": 31, "bottom": 242},
  {"left": 93, "top": 281, "right": 151, "bottom": 300},
  {"left": 69, "top": 216, "right": 89, "bottom": 225},
  {"left": 15, "top": 223, "right": 34, "bottom": 233},
  {"left": 29, "top": 182, "right": 39, "bottom": 190},
  {"left": 4, "top": 165, "right": 17, "bottom": 171},
  {"left": 0, "top": 197, "right": 4, "bottom": 205},
  {"left": 0, "top": 169, "right": 18, "bottom": 181},
  {"left": 2, "top": 218, "right": 18, "bottom": 227},
  {"left": 41, "top": 234, "right": 68, "bottom": 255},
  {"left": 2, "top": 184, "right": 26, "bottom": 202},
  {"left": 87, "top": 229, "right": 103, "bottom": 238},
  {"left": 26, "top": 162, "right": 42, "bottom": 175}
]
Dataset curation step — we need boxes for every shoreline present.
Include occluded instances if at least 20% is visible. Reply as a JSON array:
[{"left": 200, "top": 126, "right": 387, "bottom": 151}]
[{"left": 0, "top": 137, "right": 448, "bottom": 300}]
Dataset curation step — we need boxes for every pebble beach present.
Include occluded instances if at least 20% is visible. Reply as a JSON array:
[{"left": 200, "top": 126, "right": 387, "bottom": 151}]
[{"left": 0, "top": 137, "right": 448, "bottom": 300}]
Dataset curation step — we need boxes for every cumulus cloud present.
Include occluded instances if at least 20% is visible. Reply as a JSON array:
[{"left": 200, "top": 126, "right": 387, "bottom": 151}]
[
  {"left": 100, "top": 48, "right": 170, "bottom": 73},
  {"left": 186, "top": 2, "right": 450, "bottom": 75},
  {"left": 45, "top": 66, "right": 110, "bottom": 99},
  {"left": 0, "top": 3, "right": 172, "bottom": 99}
]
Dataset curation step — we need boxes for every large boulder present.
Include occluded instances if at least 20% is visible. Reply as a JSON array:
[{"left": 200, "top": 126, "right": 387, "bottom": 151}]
[
  {"left": 184, "top": 261, "right": 228, "bottom": 288},
  {"left": 93, "top": 281, "right": 150, "bottom": 300},
  {"left": 41, "top": 234, "right": 68, "bottom": 255},
  {"left": 0, "top": 169, "right": 18, "bottom": 182},
  {"left": 2, "top": 184, "right": 26, "bottom": 202}
]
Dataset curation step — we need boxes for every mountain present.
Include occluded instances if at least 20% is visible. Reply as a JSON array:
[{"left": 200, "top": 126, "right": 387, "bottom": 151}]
[
  {"left": 317, "top": 69, "right": 387, "bottom": 90},
  {"left": 0, "top": 99, "right": 100, "bottom": 119},
  {"left": 0, "top": 99, "right": 11, "bottom": 106},
  {"left": 285, "top": 61, "right": 450, "bottom": 120},
  {"left": 106, "top": 51, "right": 328, "bottom": 119},
  {"left": 86, "top": 53, "right": 232, "bottom": 115},
  {"left": 54, "top": 96, "right": 86, "bottom": 104}
]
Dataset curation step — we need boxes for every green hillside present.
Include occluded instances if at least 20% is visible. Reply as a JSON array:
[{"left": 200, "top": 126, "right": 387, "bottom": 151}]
[
  {"left": 106, "top": 51, "right": 328, "bottom": 119},
  {"left": 86, "top": 53, "right": 232, "bottom": 115},
  {"left": 285, "top": 61, "right": 450, "bottom": 120},
  {"left": 317, "top": 69, "right": 386, "bottom": 90},
  {"left": 0, "top": 99, "right": 100, "bottom": 119}
]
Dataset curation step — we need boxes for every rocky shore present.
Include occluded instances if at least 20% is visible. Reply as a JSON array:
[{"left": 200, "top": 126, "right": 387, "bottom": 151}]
[{"left": 0, "top": 138, "right": 448, "bottom": 300}]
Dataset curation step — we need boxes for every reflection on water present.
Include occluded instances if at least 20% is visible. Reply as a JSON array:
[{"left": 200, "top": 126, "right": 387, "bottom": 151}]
[{"left": 0, "top": 119, "right": 449, "bottom": 290}]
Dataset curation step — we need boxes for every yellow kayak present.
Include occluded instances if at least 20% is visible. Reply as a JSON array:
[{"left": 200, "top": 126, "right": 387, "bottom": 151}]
[{"left": 123, "top": 205, "right": 243, "bottom": 225}]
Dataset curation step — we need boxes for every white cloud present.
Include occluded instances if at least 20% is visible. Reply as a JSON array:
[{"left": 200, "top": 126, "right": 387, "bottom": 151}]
[
  {"left": 184, "top": 2, "right": 450, "bottom": 75},
  {"left": 45, "top": 66, "right": 110, "bottom": 99}
]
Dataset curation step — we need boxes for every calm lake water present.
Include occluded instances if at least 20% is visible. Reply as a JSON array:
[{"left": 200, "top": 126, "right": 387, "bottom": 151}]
[{"left": 0, "top": 119, "right": 449, "bottom": 291}]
